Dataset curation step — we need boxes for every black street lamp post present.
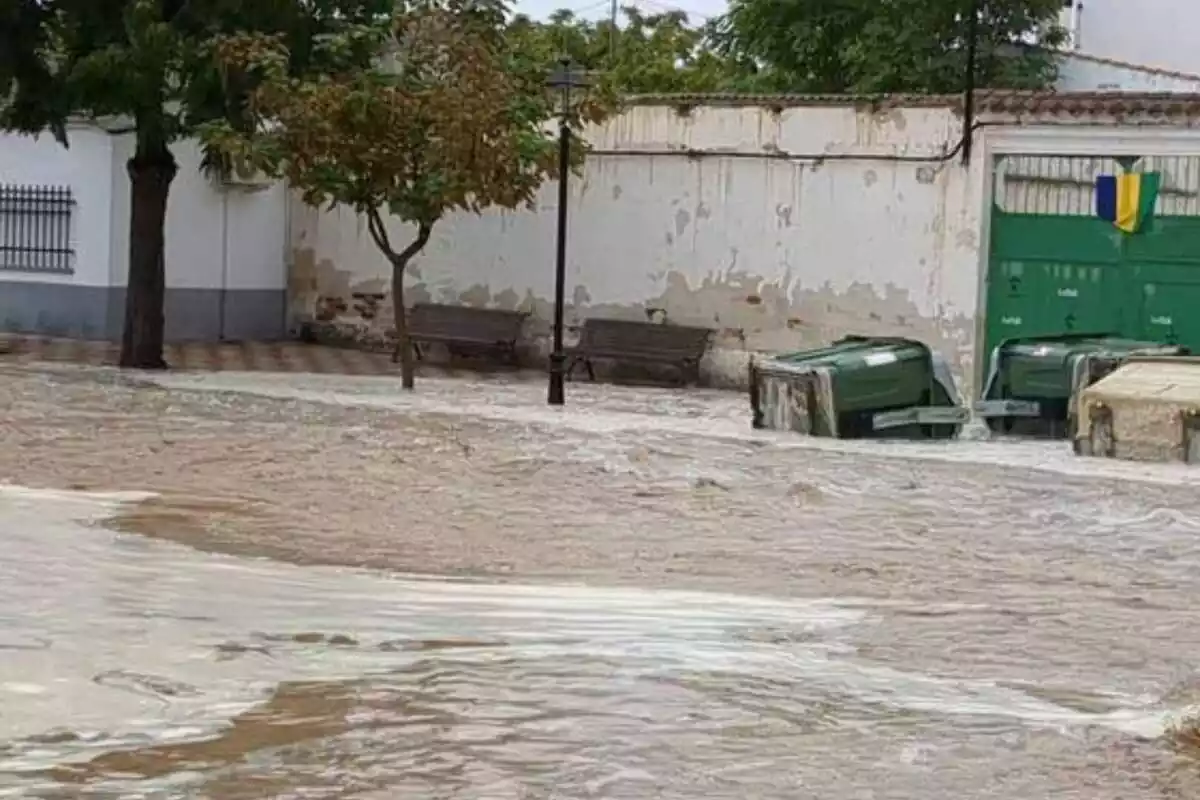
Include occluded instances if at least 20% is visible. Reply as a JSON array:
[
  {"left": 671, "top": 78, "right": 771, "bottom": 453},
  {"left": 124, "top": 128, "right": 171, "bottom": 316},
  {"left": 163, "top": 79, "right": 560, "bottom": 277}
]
[{"left": 545, "top": 58, "right": 588, "bottom": 406}]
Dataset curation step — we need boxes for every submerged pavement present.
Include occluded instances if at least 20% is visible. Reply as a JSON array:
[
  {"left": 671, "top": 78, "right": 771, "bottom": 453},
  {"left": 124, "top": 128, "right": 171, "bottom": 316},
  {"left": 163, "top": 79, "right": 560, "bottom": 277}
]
[{"left": 1, "top": 362, "right": 1200, "bottom": 797}]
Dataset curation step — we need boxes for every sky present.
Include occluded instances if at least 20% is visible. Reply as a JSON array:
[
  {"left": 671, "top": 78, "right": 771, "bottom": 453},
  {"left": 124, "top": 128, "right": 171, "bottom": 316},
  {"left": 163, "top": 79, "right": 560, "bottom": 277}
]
[{"left": 513, "top": 0, "right": 726, "bottom": 25}]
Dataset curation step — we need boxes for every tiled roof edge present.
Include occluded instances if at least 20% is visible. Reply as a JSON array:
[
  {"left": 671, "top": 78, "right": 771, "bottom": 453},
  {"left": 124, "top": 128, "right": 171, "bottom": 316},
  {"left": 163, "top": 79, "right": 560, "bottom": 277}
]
[{"left": 621, "top": 90, "right": 1200, "bottom": 117}]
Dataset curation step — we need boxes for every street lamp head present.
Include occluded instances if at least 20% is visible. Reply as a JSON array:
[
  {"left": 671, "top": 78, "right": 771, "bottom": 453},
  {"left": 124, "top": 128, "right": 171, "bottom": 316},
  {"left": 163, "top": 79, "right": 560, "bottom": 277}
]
[{"left": 545, "top": 57, "right": 590, "bottom": 91}]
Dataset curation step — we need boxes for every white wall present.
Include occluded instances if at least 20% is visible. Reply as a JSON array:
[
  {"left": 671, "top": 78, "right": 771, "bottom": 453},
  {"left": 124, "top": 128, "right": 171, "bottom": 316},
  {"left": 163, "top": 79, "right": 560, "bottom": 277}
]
[
  {"left": 1056, "top": 53, "right": 1200, "bottom": 92},
  {"left": 107, "top": 136, "right": 288, "bottom": 293},
  {"left": 0, "top": 125, "right": 114, "bottom": 287},
  {"left": 293, "top": 103, "right": 987, "bottom": 387}
]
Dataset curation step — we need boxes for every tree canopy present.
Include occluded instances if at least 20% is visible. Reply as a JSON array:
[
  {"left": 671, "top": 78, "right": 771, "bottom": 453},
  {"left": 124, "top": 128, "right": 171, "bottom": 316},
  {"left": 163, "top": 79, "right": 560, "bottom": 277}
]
[
  {"left": 0, "top": 0, "right": 392, "bottom": 367},
  {"left": 711, "top": 0, "right": 1065, "bottom": 94},
  {"left": 203, "top": 0, "right": 611, "bottom": 389},
  {"left": 506, "top": 5, "right": 765, "bottom": 94},
  {"left": 505, "top": 0, "right": 1064, "bottom": 96}
]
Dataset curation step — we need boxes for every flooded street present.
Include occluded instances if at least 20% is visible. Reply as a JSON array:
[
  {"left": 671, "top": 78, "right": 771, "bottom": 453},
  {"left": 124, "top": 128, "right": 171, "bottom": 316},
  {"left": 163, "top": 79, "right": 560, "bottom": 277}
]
[{"left": 4, "top": 362, "right": 1200, "bottom": 797}]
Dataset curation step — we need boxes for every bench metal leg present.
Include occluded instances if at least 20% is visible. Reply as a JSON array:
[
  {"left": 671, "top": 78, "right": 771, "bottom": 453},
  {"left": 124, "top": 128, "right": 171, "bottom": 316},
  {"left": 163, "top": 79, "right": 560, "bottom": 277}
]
[
  {"left": 567, "top": 357, "right": 594, "bottom": 381},
  {"left": 411, "top": 342, "right": 424, "bottom": 361}
]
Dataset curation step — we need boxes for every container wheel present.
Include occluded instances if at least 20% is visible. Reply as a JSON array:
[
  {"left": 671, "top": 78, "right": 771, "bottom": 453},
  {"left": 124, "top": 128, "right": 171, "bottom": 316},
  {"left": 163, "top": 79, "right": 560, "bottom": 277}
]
[{"left": 1067, "top": 411, "right": 1081, "bottom": 454}]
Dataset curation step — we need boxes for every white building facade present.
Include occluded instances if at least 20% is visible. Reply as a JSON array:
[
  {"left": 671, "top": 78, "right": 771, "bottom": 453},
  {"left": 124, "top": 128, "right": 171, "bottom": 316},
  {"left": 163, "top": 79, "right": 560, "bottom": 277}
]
[
  {"left": 8, "top": 93, "right": 1200, "bottom": 400},
  {"left": 0, "top": 125, "right": 289, "bottom": 341}
]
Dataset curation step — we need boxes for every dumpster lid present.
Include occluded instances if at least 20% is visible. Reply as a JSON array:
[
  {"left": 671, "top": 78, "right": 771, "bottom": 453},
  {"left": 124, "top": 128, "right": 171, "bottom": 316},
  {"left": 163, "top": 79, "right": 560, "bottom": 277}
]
[
  {"left": 767, "top": 335, "right": 929, "bottom": 365},
  {"left": 997, "top": 332, "right": 1179, "bottom": 356}
]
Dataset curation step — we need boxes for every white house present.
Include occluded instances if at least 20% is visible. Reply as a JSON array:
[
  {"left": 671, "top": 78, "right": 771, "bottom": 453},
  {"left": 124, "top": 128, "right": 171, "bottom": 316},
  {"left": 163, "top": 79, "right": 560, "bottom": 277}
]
[
  {"left": 1053, "top": 0, "right": 1200, "bottom": 91},
  {"left": 1056, "top": 51, "right": 1200, "bottom": 93},
  {"left": 0, "top": 125, "right": 289, "bottom": 341},
  {"left": 1059, "top": 0, "right": 1200, "bottom": 77}
]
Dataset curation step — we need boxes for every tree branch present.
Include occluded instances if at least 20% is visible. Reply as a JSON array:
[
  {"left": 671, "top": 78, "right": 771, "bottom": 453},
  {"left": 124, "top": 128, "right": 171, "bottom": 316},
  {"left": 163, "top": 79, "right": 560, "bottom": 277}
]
[
  {"left": 365, "top": 206, "right": 395, "bottom": 259},
  {"left": 366, "top": 209, "right": 433, "bottom": 270},
  {"left": 396, "top": 221, "right": 434, "bottom": 266}
]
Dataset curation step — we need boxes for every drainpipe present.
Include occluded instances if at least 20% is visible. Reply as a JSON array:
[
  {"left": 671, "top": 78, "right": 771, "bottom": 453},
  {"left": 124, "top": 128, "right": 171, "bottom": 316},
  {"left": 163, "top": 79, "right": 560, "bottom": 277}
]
[
  {"left": 283, "top": 188, "right": 293, "bottom": 338},
  {"left": 218, "top": 188, "right": 230, "bottom": 341}
]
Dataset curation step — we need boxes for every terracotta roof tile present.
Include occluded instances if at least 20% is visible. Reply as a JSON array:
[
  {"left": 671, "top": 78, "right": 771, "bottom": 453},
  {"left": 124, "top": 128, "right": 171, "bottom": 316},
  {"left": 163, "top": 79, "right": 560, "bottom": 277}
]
[
  {"left": 623, "top": 92, "right": 951, "bottom": 109},
  {"left": 623, "top": 90, "right": 1200, "bottom": 118}
]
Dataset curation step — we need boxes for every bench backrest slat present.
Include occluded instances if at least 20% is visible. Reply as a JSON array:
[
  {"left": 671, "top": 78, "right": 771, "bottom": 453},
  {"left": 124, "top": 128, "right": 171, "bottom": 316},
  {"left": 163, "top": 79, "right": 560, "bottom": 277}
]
[
  {"left": 409, "top": 303, "right": 527, "bottom": 340},
  {"left": 578, "top": 318, "right": 712, "bottom": 357}
]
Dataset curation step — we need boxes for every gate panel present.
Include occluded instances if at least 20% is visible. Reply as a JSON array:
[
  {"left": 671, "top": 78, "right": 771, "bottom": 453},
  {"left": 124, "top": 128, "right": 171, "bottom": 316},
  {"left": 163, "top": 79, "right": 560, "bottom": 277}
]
[
  {"left": 985, "top": 213, "right": 1121, "bottom": 356},
  {"left": 1133, "top": 262, "right": 1200, "bottom": 348}
]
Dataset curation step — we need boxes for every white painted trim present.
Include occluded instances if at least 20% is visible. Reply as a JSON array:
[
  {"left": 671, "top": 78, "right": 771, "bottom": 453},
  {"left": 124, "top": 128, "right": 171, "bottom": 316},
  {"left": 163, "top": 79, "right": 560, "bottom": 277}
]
[
  {"left": 970, "top": 146, "right": 997, "bottom": 398},
  {"left": 984, "top": 124, "right": 1200, "bottom": 157}
]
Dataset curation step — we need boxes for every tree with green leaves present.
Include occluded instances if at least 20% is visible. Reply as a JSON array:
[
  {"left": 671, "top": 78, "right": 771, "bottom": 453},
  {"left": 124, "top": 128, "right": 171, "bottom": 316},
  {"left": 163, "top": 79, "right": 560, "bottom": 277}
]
[
  {"left": 712, "top": 0, "right": 1065, "bottom": 94},
  {"left": 203, "top": 0, "right": 611, "bottom": 389},
  {"left": 506, "top": 5, "right": 765, "bottom": 94},
  {"left": 0, "top": 0, "right": 391, "bottom": 368}
]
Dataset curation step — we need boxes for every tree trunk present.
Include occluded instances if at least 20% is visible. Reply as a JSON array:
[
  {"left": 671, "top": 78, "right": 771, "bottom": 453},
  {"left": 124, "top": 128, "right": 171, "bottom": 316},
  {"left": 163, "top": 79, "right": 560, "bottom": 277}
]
[
  {"left": 120, "top": 143, "right": 177, "bottom": 369},
  {"left": 390, "top": 260, "right": 415, "bottom": 390},
  {"left": 364, "top": 210, "right": 432, "bottom": 390}
]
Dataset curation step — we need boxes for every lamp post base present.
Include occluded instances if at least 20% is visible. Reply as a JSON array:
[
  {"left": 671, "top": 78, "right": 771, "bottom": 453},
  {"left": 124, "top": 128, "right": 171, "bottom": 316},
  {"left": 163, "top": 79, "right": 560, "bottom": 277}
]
[{"left": 547, "top": 352, "right": 566, "bottom": 406}]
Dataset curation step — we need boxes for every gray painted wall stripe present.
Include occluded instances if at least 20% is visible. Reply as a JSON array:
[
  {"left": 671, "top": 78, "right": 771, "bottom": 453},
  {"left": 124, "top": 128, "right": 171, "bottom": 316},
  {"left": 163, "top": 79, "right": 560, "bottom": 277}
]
[{"left": 0, "top": 281, "right": 287, "bottom": 342}]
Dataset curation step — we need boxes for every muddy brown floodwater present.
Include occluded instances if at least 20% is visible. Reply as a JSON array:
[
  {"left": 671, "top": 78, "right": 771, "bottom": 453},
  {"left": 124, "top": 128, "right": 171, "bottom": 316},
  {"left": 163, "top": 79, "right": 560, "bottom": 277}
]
[{"left": 4, "top": 362, "right": 1200, "bottom": 798}]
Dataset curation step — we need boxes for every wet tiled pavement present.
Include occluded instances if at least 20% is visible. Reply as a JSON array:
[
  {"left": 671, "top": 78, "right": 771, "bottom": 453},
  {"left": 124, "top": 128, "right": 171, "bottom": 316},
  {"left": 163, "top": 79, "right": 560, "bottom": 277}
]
[{"left": 0, "top": 336, "right": 417, "bottom": 376}]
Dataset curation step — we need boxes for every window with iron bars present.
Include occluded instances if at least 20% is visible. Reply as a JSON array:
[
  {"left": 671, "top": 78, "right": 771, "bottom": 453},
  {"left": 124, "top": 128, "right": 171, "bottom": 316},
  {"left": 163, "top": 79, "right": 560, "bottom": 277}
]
[{"left": 0, "top": 184, "right": 76, "bottom": 274}]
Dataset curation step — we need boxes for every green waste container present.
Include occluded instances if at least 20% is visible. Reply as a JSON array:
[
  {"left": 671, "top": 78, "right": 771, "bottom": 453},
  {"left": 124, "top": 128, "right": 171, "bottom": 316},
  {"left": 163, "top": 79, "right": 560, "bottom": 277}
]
[
  {"left": 974, "top": 333, "right": 1187, "bottom": 438},
  {"left": 749, "top": 336, "right": 968, "bottom": 439}
]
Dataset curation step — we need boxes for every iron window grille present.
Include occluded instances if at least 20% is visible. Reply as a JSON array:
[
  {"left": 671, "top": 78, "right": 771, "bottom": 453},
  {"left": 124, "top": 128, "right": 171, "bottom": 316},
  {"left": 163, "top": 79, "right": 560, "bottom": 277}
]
[{"left": 0, "top": 184, "right": 76, "bottom": 274}]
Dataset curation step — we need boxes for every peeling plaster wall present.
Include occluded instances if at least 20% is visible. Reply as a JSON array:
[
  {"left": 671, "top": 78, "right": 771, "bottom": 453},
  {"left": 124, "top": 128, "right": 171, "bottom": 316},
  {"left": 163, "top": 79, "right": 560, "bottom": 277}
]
[{"left": 291, "top": 104, "right": 986, "bottom": 391}]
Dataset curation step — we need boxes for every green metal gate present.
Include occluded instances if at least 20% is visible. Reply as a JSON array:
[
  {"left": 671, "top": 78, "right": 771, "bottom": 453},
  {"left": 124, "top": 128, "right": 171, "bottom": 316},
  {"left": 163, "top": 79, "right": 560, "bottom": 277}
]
[{"left": 984, "top": 154, "right": 1200, "bottom": 373}]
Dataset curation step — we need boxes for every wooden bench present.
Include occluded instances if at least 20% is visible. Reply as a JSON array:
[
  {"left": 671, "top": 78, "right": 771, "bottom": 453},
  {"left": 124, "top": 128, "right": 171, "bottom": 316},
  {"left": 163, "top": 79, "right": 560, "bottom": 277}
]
[
  {"left": 566, "top": 318, "right": 714, "bottom": 385},
  {"left": 407, "top": 303, "right": 528, "bottom": 366}
]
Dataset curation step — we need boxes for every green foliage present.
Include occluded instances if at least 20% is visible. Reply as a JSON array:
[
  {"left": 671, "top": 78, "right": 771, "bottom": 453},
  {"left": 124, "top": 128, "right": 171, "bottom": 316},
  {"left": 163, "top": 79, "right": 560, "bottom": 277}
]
[
  {"left": 712, "top": 0, "right": 1066, "bottom": 94},
  {"left": 506, "top": 5, "right": 767, "bottom": 94},
  {"left": 203, "top": 0, "right": 603, "bottom": 239},
  {"left": 0, "top": 0, "right": 394, "bottom": 149}
]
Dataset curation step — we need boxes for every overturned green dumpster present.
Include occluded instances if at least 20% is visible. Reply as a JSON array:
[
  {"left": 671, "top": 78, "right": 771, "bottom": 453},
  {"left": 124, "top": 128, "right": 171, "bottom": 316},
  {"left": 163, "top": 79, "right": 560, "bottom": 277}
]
[
  {"left": 974, "top": 334, "right": 1186, "bottom": 438},
  {"left": 749, "top": 336, "right": 968, "bottom": 439}
]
